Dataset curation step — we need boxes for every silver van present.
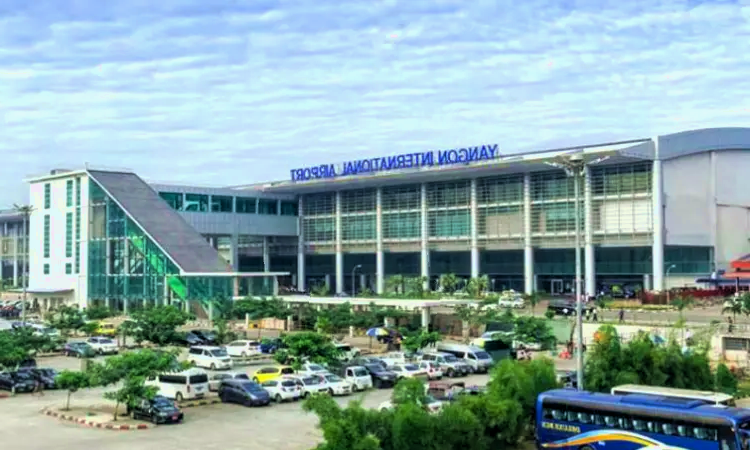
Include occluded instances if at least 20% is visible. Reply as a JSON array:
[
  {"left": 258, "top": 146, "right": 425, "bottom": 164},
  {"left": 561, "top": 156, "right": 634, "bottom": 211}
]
[{"left": 435, "top": 343, "right": 493, "bottom": 373}]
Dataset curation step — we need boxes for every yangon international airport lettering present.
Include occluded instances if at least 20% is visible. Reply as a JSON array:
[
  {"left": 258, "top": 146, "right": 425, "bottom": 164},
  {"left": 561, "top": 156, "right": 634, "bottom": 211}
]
[
  {"left": 542, "top": 422, "right": 581, "bottom": 434},
  {"left": 290, "top": 144, "right": 500, "bottom": 182}
]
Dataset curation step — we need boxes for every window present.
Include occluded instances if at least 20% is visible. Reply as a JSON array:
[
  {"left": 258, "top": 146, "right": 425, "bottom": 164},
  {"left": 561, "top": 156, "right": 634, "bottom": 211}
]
[
  {"left": 43, "top": 215, "right": 50, "bottom": 258},
  {"left": 65, "top": 212, "right": 73, "bottom": 257},
  {"left": 184, "top": 194, "right": 209, "bottom": 212},
  {"left": 258, "top": 199, "right": 278, "bottom": 215},
  {"left": 382, "top": 212, "right": 420, "bottom": 239},
  {"left": 65, "top": 263, "right": 72, "bottom": 274},
  {"left": 428, "top": 210, "right": 470, "bottom": 237},
  {"left": 75, "top": 177, "right": 81, "bottom": 205},
  {"left": 43, "top": 264, "right": 50, "bottom": 275},
  {"left": 75, "top": 209, "right": 81, "bottom": 241},
  {"left": 280, "top": 201, "right": 298, "bottom": 216},
  {"left": 210, "top": 195, "right": 234, "bottom": 213},
  {"left": 66, "top": 180, "right": 73, "bottom": 207},
  {"left": 236, "top": 197, "right": 256, "bottom": 214},
  {"left": 44, "top": 183, "right": 51, "bottom": 209},
  {"left": 75, "top": 244, "right": 80, "bottom": 274},
  {"left": 159, "top": 192, "right": 184, "bottom": 211}
]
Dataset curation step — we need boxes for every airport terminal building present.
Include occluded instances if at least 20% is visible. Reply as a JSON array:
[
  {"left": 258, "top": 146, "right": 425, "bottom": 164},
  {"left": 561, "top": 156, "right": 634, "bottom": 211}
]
[{"left": 21, "top": 127, "right": 750, "bottom": 312}]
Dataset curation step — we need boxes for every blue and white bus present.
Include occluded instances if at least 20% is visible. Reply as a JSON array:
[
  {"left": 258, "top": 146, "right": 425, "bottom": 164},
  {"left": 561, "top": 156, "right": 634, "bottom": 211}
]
[{"left": 536, "top": 389, "right": 750, "bottom": 450}]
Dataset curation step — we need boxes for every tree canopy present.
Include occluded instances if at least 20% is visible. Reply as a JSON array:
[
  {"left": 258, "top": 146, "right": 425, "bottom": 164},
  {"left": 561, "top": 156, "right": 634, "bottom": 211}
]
[
  {"left": 127, "top": 305, "right": 192, "bottom": 346},
  {"left": 273, "top": 332, "right": 343, "bottom": 370}
]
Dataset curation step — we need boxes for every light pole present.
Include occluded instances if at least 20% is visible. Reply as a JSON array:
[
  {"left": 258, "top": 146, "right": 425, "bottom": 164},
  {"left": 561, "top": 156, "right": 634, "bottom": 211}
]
[
  {"left": 546, "top": 154, "right": 609, "bottom": 391},
  {"left": 351, "top": 264, "right": 362, "bottom": 297},
  {"left": 13, "top": 204, "right": 34, "bottom": 325},
  {"left": 665, "top": 264, "right": 677, "bottom": 304}
]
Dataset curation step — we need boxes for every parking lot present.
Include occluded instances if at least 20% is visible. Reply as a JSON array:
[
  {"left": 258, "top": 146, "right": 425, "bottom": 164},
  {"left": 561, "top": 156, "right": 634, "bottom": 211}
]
[{"left": 2, "top": 352, "right": 490, "bottom": 450}]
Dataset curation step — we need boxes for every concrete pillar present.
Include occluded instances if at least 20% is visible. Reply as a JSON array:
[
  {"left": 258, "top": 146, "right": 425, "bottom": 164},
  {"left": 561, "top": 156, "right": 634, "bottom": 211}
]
[
  {"left": 643, "top": 274, "right": 652, "bottom": 291},
  {"left": 420, "top": 183, "right": 429, "bottom": 290},
  {"left": 286, "top": 314, "right": 294, "bottom": 331},
  {"left": 523, "top": 173, "right": 534, "bottom": 294},
  {"left": 359, "top": 274, "right": 366, "bottom": 291},
  {"left": 262, "top": 236, "right": 270, "bottom": 272},
  {"left": 375, "top": 187, "right": 385, "bottom": 294},
  {"left": 584, "top": 165, "right": 595, "bottom": 298},
  {"left": 123, "top": 298, "right": 129, "bottom": 315},
  {"left": 421, "top": 306, "right": 430, "bottom": 331},
  {"left": 652, "top": 145, "right": 665, "bottom": 292},
  {"left": 297, "top": 196, "right": 306, "bottom": 291},
  {"left": 208, "top": 302, "right": 214, "bottom": 321},
  {"left": 230, "top": 234, "right": 240, "bottom": 271},
  {"left": 12, "top": 228, "right": 18, "bottom": 287},
  {"left": 470, "top": 178, "right": 480, "bottom": 279},
  {"left": 335, "top": 191, "right": 344, "bottom": 294},
  {"left": 325, "top": 274, "right": 332, "bottom": 290},
  {"left": 349, "top": 325, "right": 354, "bottom": 338},
  {"left": 233, "top": 277, "right": 240, "bottom": 297},
  {"left": 273, "top": 276, "right": 279, "bottom": 296}
]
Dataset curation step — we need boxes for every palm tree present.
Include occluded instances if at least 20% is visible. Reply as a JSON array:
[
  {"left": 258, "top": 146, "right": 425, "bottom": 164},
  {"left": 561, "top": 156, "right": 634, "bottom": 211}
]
[
  {"left": 671, "top": 293, "right": 695, "bottom": 320},
  {"left": 723, "top": 295, "right": 743, "bottom": 319}
]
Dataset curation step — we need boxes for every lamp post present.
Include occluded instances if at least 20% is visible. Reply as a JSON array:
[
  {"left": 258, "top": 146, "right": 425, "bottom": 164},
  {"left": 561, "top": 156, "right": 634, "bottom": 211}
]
[
  {"left": 665, "top": 264, "right": 677, "bottom": 304},
  {"left": 546, "top": 154, "right": 609, "bottom": 392},
  {"left": 13, "top": 204, "right": 34, "bottom": 325},
  {"left": 351, "top": 264, "right": 362, "bottom": 297}
]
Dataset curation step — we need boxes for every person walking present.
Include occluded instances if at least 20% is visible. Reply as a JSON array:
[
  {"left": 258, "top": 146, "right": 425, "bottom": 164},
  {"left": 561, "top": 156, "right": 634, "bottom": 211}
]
[
  {"left": 592, "top": 307, "right": 599, "bottom": 322},
  {"left": 618, "top": 308, "right": 625, "bottom": 323},
  {"left": 33, "top": 378, "right": 44, "bottom": 397}
]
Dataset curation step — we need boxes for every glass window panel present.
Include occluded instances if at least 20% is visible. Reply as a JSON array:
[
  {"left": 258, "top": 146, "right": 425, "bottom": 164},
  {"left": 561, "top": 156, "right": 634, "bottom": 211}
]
[
  {"left": 342, "top": 215, "right": 376, "bottom": 241},
  {"left": 303, "top": 193, "right": 335, "bottom": 215},
  {"left": 66, "top": 180, "right": 73, "bottom": 207},
  {"left": 341, "top": 189, "right": 376, "bottom": 213},
  {"left": 280, "top": 201, "right": 298, "bottom": 216},
  {"left": 428, "top": 210, "right": 470, "bottom": 237},
  {"left": 303, "top": 217, "right": 335, "bottom": 242},
  {"left": 478, "top": 175, "right": 523, "bottom": 204},
  {"left": 159, "top": 192, "right": 184, "bottom": 211},
  {"left": 381, "top": 185, "right": 421, "bottom": 211},
  {"left": 382, "top": 212, "right": 420, "bottom": 239},
  {"left": 65, "top": 212, "right": 73, "bottom": 257},
  {"left": 44, "top": 184, "right": 51, "bottom": 209},
  {"left": 43, "top": 215, "right": 50, "bottom": 258},
  {"left": 236, "top": 197, "right": 256, "bottom": 214},
  {"left": 184, "top": 194, "right": 209, "bottom": 212},
  {"left": 210, "top": 195, "right": 234, "bottom": 213},
  {"left": 258, "top": 199, "right": 278, "bottom": 215},
  {"left": 427, "top": 181, "right": 470, "bottom": 207}
]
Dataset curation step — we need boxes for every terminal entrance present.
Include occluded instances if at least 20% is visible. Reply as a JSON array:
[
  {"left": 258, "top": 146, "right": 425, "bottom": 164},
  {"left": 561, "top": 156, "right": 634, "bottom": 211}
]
[{"left": 550, "top": 279, "right": 564, "bottom": 295}]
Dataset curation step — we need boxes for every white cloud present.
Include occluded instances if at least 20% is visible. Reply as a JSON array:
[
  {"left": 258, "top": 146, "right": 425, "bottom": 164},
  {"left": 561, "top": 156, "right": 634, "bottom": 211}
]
[{"left": 1, "top": 0, "right": 750, "bottom": 204}]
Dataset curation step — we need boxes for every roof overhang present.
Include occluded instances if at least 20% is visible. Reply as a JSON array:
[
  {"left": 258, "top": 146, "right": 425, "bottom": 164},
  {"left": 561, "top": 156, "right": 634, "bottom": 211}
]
[
  {"left": 259, "top": 139, "right": 654, "bottom": 194},
  {"left": 179, "top": 272, "right": 289, "bottom": 277},
  {"left": 20, "top": 288, "right": 75, "bottom": 294}
]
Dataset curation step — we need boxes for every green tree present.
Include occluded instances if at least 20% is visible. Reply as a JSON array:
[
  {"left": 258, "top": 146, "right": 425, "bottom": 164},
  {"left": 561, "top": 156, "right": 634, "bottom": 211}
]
[
  {"left": 302, "top": 395, "right": 388, "bottom": 450},
  {"left": 466, "top": 275, "right": 490, "bottom": 299},
  {"left": 400, "top": 330, "right": 441, "bottom": 353},
  {"left": 671, "top": 294, "right": 695, "bottom": 319},
  {"left": 83, "top": 305, "right": 114, "bottom": 321},
  {"left": 723, "top": 295, "right": 743, "bottom": 319},
  {"left": 715, "top": 363, "right": 738, "bottom": 395},
  {"left": 0, "top": 330, "right": 30, "bottom": 370},
  {"left": 55, "top": 370, "right": 91, "bottom": 411},
  {"left": 273, "top": 332, "right": 342, "bottom": 371},
  {"left": 316, "top": 303, "right": 356, "bottom": 334},
  {"left": 48, "top": 305, "right": 86, "bottom": 337},
  {"left": 385, "top": 275, "right": 406, "bottom": 296},
  {"left": 522, "top": 292, "right": 541, "bottom": 313},
  {"left": 212, "top": 317, "right": 236, "bottom": 345},
  {"left": 128, "top": 305, "right": 191, "bottom": 345},
  {"left": 513, "top": 316, "right": 556, "bottom": 350},
  {"left": 454, "top": 304, "right": 500, "bottom": 341},
  {"left": 103, "top": 376, "right": 158, "bottom": 421},
  {"left": 404, "top": 276, "right": 428, "bottom": 298},
  {"left": 439, "top": 273, "right": 459, "bottom": 295},
  {"left": 391, "top": 377, "right": 429, "bottom": 406}
]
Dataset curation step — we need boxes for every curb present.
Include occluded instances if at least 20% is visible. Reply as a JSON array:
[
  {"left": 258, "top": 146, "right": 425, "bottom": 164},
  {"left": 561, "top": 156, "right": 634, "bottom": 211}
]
[
  {"left": 178, "top": 397, "right": 222, "bottom": 408},
  {"left": 41, "top": 408, "right": 154, "bottom": 431}
]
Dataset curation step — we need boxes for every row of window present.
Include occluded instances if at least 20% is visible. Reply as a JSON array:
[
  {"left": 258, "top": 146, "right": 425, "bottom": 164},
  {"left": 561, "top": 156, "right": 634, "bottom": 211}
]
[
  {"left": 158, "top": 192, "right": 297, "bottom": 216},
  {"left": 542, "top": 407, "right": 720, "bottom": 441}
]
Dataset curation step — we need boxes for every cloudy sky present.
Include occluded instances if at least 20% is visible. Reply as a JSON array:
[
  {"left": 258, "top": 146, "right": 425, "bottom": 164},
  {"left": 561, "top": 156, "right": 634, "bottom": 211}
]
[{"left": 1, "top": 0, "right": 749, "bottom": 205}]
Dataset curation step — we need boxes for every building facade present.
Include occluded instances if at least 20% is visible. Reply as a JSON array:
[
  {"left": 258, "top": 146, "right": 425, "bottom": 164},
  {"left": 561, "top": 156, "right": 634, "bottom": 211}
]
[{"left": 0, "top": 208, "right": 28, "bottom": 289}]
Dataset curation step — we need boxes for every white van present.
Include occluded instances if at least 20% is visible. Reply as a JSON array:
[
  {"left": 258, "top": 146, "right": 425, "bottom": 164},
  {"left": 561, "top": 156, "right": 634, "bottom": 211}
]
[
  {"left": 334, "top": 343, "right": 361, "bottom": 361},
  {"left": 435, "top": 343, "right": 493, "bottom": 373},
  {"left": 146, "top": 368, "right": 210, "bottom": 402},
  {"left": 187, "top": 346, "right": 233, "bottom": 370}
]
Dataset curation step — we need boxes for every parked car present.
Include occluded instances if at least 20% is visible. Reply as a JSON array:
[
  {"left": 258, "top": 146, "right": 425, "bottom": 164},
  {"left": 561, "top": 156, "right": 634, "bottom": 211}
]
[
  {"left": 336, "top": 365, "right": 373, "bottom": 391},
  {"left": 287, "top": 375, "right": 329, "bottom": 398},
  {"left": 299, "top": 362, "right": 329, "bottom": 376},
  {"left": 418, "top": 352, "right": 471, "bottom": 378},
  {"left": 187, "top": 346, "right": 233, "bottom": 370},
  {"left": 0, "top": 371, "right": 36, "bottom": 392},
  {"left": 497, "top": 290, "right": 525, "bottom": 308},
  {"left": 224, "top": 340, "right": 261, "bottom": 358},
  {"left": 191, "top": 330, "right": 218, "bottom": 345},
  {"left": 334, "top": 343, "right": 360, "bottom": 361},
  {"left": 351, "top": 356, "right": 386, "bottom": 368},
  {"left": 218, "top": 380, "right": 271, "bottom": 407},
  {"left": 387, "top": 363, "right": 427, "bottom": 380},
  {"left": 95, "top": 321, "right": 118, "bottom": 337},
  {"left": 435, "top": 343, "right": 494, "bottom": 374},
  {"left": 318, "top": 373, "right": 353, "bottom": 396},
  {"left": 362, "top": 363, "right": 398, "bottom": 389},
  {"left": 86, "top": 337, "right": 119, "bottom": 355},
  {"left": 21, "top": 368, "right": 58, "bottom": 389},
  {"left": 145, "top": 368, "right": 209, "bottom": 402},
  {"left": 252, "top": 365, "right": 295, "bottom": 384},
  {"left": 418, "top": 361, "right": 444, "bottom": 380},
  {"left": 130, "top": 395, "right": 184, "bottom": 424},
  {"left": 379, "top": 394, "right": 442, "bottom": 413},
  {"left": 64, "top": 342, "right": 96, "bottom": 358},
  {"left": 173, "top": 331, "right": 208, "bottom": 347},
  {"left": 259, "top": 338, "right": 284, "bottom": 354},
  {"left": 208, "top": 372, "right": 250, "bottom": 391},
  {"left": 547, "top": 299, "right": 592, "bottom": 316},
  {"left": 261, "top": 378, "right": 301, "bottom": 402}
]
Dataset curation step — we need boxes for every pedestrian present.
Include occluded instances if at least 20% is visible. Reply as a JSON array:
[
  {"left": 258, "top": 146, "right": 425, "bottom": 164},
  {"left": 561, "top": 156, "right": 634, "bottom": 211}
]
[
  {"left": 592, "top": 307, "right": 599, "bottom": 322},
  {"left": 618, "top": 308, "right": 625, "bottom": 323},
  {"left": 33, "top": 378, "right": 44, "bottom": 397}
]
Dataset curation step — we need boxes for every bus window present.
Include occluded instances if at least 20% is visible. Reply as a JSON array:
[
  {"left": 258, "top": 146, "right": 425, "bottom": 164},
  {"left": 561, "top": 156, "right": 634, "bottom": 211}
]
[
  {"left": 632, "top": 419, "right": 647, "bottom": 432},
  {"left": 552, "top": 410, "right": 565, "bottom": 421},
  {"left": 604, "top": 416, "right": 617, "bottom": 427},
  {"left": 662, "top": 423, "right": 677, "bottom": 436},
  {"left": 618, "top": 417, "right": 633, "bottom": 430},
  {"left": 577, "top": 412, "right": 592, "bottom": 424}
]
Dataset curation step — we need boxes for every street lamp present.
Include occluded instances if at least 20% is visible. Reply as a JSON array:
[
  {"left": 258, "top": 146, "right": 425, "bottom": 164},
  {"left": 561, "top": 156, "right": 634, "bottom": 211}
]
[
  {"left": 665, "top": 264, "right": 677, "bottom": 304},
  {"left": 13, "top": 204, "right": 34, "bottom": 325},
  {"left": 351, "top": 264, "right": 362, "bottom": 297},
  {"left": 546, "top": 154, "right": 609, "bottom": 392}
]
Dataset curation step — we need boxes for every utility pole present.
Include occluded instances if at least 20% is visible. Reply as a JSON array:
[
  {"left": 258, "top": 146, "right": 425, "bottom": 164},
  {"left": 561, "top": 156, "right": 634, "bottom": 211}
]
[{"left": 13, "top": 204, "right": 34, "bottom": 325}]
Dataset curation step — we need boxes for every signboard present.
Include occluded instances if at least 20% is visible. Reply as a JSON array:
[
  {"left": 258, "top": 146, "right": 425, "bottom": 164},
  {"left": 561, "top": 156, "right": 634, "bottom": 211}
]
[{"left": 290, "top": 144, "right": 500, "bottom": 182}]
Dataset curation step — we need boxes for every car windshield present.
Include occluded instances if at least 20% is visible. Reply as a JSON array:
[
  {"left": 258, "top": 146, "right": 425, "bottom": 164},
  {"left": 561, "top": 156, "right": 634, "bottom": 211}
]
[
  {"left": 474, "top": 352, "right": 491, "bottom": 360},
  {"left": 14, "top": 372, "right": 33, "bottom": 380},
  {"left": 353, "top": 368, "right": 368, "bottom": 377},
  {"left": 98, "top": 339, "right": 114, "bottom": 344},
  {"left": 242, "top": 383, "right": 264, "bottom": 392},
  {"left": 213, "top": 374, "right": 230, "bottom": 380},
  {"left": 302, "top": 377, "right": 319, "bottom": 385},
  {"left": 153, "top": 397, "right": 174, "bottom": 407},
  {"left": 307, "top": 365, "right": 324, "bottom": 371},
  {"left": 39, "top": 369, "right": 56, "bottom": 376},
  {"left": 365, "top": 364, "right": 382, "bottom": 372},
  {"left": 404, "top": 364, "right": 419, "bottom": 371},
  {"left": 390, "top": 366, "right": 402, "bottom": 371},
  {"left": 281, "top": 380, "right": 297, "bottom": 388},
  {"left": 234, "top": 374, "right": 249, "bottom": 380},
  {"left": 443, "top": 355, "right": 458, "bottom": 362},
  {"left": 325, "top": 375, "right": 342, "bottom": 382},
  {"left": 280, "top": 367, "right": 294, "bottom": 375},
  {"left": 210, "top": 349, "right": 228, "bottom": 357}
]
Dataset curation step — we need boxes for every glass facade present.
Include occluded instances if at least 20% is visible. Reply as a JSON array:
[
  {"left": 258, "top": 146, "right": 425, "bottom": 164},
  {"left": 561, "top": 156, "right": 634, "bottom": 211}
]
[
  {"left": 211, "top": 195, "right": 234, "bottom": 213},
  {"left": 43, "top": 215, "right": 50, "bottom": 258},
  {"left": 44, "top": 183, "right": 51, "bottom": 209},
  {"left": 65, "top": 212, "right": 73, "bottom": 257},
  {"left": 258, "top": 199, "right": 278, "bottom": 215},
  {"left": 66, "top": 180, "right": 73, "bottom": 207},
  {"left": 159, "top": 192, "right": 183, "bottom": 211},
  {"left": 184, "top": 193, "right": 209, "bottom": 212},
  {"left": 236, "top": 197, "right": 256, "bottom": 213}
]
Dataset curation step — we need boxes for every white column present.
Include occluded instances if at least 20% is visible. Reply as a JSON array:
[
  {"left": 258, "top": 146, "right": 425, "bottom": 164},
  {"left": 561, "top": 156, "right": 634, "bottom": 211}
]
[
  {"left": 12, "top": 228, "right": 18, "bottom": 287},
  {"left": 470, "top": 178, "right": 480, "bottom": 279},
  {"left": 335, "top": 191, "right": 344, "bottom": 294},
  {"left": 360, "top": 274, "right": 366, "bottom": 290},
  {"left": 420, "top": 183, "right": 429, "bottom": 290},
  {"left": 652, "top": 141, "right": 665, "bottom": 292},
  {"left": 523, "top": 173, "right": 534, "bottom": 294},
  {"left": 297, "top": 196, "right": 306, "bottom": 291},
  {"left": 230, "top": 234, "right": 239, "bottom": 271},
  {"left": 262, "top": 236, "right": 270, "bottom": 272},
  {"left": 584, "top": 165, "right": 595, "bottom": 298},
  {"left": 375, "top": 188, "right": 385, "bottom": 294},
  {"left": 421, "top": 306, "right": 430, "bottom": 330}
]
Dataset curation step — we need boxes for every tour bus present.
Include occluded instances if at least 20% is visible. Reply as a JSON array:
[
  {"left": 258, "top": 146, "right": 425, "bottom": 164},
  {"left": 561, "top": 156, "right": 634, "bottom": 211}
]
[
  {"left": 536, "top": 388, "right": 750, "bottom": 450},
  {"left": 611, "top": 384, "right": 736, "bottom": 406},
  {"left": 146, "top": 368, "right": 210, "bottom": 402}
]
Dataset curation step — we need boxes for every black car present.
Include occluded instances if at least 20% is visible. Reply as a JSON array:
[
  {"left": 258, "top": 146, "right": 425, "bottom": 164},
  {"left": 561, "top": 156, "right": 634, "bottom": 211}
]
[
  {"left": 351, "top": 357, "right": 386, "bottom": 368},
  {"left": 191, "top": 330, "right": 218, "bottom": 345},
  {"left": 362, "top": 364, "right": 397, "bottom": 389},
  {"left": 21, "top": 368, "right": 58, "bottom": 389},
  {"left": 64, "top": 342, "right": 96, "bottom": 358},
  {"left": 174, "top": 331, "right": 208, "bottom": 347},
  {"left": 547, "top": 299, "right": 592, "bottom": 316},
  {"left": 0, "top": 371, "right": 36, "bottom": 393},
  {"left": 131, "top": 396, "right": 184, "bottom": 424},
  {"left": 218, "top": 380, "right": 271, "bottom": 407}
]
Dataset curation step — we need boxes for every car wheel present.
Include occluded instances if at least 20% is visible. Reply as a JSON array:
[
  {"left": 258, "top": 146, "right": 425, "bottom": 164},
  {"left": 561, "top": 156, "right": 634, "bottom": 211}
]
[
  {"left": 351, "top": 384, "right": 359, "bottom": 392},
  {"left": 328, "top": 388, "right": 334, "bottom": 396},
  {"left": 210, "top": 363, "right": 216, "bottom": 370},
  {"left": 275, "top": 394, "right": 282, "bottom": 403},
  {"left": 151, "top": 415, "right": 159, "bottom": 425},
  {"left": 303, "top": 391, "right": 310, "bottom": 398},
  {"left": 175, "top": 392, "right": 184, "bottom": 402}
]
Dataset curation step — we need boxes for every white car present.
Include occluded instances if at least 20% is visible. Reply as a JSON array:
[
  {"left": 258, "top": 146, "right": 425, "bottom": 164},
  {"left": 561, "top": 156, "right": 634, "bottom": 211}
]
[
  {"left": 187, "top": 346, "right": 233, "bottom": 370},
  {"left": 378, "top": 395, "right": 443, "bottom": 413},
  {"left": 319, "top": 373, "right": 353, "bottom": 396},
  {"left": 379, "top": 351, "right": 410, "bottom": 367},
  {"left": 341, "top": 366, "right": 373, "bottom": 391},
  {"left": 224, "top": 340, "right": 261, "bottom": 358},
  {"left": 208, "top": 372, "right": 250, "bottom": 391},
  {"left": 86, "top": 337, "right": 118, "bottom": 355},
  {"left": 388, "top": 363, "right": 427, "bottom": 380},
  {"left": 418, "top": 361, "right": 444, "bottom": 380},
  {"left": 497, "top": 290, "right": 525, "bottom": 308},
  {"left": 261, "top": 378, "right": 302, "bottom": 402},
  {"left": 300, "top": 362, "right": 329, "bottom": 376},
  {"left": 288, "top": 375, "right": 329, "bottom": 398}
]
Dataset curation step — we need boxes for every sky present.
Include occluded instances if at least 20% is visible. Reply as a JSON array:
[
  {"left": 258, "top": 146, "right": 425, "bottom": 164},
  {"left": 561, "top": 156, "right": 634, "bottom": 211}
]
[{"left": 1, "top": 0, "right": 750, "bottom": 205}]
